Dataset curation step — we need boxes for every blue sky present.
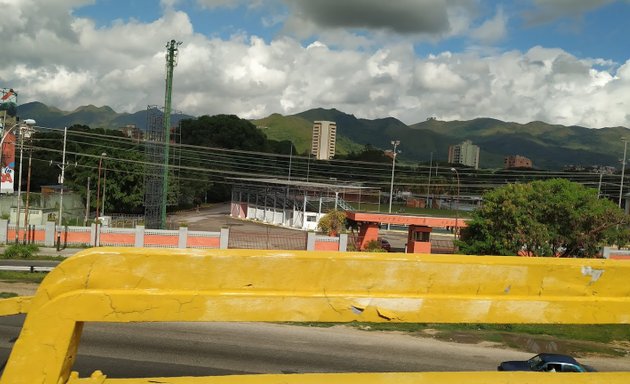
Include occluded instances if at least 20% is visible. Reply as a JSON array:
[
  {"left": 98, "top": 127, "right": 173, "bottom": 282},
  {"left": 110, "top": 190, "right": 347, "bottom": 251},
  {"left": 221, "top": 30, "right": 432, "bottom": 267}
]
[
  {"left": 3, "top": 0, "right": 629, "bottom": 128},
  {"left": 73, "top": 0, "right": 629, "bottom": 62}
]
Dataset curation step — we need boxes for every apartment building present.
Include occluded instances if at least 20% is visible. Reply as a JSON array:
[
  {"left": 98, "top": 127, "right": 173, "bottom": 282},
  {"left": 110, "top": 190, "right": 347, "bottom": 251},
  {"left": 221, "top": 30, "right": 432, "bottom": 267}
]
[
  {"left": 311, "top": 121, "right": 337, "bottom": 160},
  {"left": 448, "top": 140, "right": 480, "bottom": 169},
  {"left": 504, "top": 155, "right": 533, "bottom": 169}
]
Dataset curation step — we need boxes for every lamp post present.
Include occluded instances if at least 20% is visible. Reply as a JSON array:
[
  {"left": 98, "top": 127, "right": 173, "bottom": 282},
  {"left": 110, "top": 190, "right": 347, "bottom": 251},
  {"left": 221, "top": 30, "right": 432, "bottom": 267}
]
[
  {"left": 388, "top": 140, "right": 400, "bottom": 230},
  {"left": 95, "top": 152, "right": 107, "bottom": 220},
  {"left": 56, "top": 127, "right": 68, "bottom": 250},
  {"left": 14, "top": 120, "right": 35, "bottom": 244},
  {"left": 619, "top": 139, "right": 627, "bottom": 208},
  {"left": 101, "top": 168, "right": 107, "bottom": 216},
  {"left": 22, "top": 141, "right": 33, "bottom": 244},
  {"left": 288, "top": 142, "right": 293, "bottom": 181},
  {"left": 426, "top": 151, "right": 433, "bottom": 208},
  {"left": 94, "top": 152, "right": 107, "bottom": 247},
  {"left": 450, "top": 167, "right": 460, "bottom": 241}
]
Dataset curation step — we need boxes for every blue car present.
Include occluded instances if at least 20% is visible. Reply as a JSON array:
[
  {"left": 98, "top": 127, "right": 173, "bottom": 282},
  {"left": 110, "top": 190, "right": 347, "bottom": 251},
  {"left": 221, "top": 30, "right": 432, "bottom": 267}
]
[{"left": 498, "top": 353, "right": 596, "bottom": 372}]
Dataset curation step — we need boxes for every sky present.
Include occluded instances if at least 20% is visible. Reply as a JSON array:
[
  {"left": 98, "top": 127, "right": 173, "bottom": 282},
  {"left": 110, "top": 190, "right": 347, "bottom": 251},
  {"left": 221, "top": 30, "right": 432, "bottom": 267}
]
[{"left": 1, "top": 0, "right": 629, "bottom": 128}]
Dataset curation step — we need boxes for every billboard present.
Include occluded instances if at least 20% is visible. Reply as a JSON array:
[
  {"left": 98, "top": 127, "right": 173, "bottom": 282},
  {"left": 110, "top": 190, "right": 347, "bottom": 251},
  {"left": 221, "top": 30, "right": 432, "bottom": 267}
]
[
  {"left": 0, "top": 88, "right": 17, "bottom": 118},
  {"left": 0, "top": 131, "right": 16, "bottom": 194},
  {"left": 0, "top": 88, "right": 18, "bottom": 194}
]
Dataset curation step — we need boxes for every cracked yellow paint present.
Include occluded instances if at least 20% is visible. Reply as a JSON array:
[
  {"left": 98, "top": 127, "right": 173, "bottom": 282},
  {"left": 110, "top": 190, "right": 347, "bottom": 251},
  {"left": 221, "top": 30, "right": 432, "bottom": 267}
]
[
  {"left": 0, "top": 295, "right": 31, "bottom": 315},
  {"left": 1, "top": 247, "right": 630, "bottom": 384}
]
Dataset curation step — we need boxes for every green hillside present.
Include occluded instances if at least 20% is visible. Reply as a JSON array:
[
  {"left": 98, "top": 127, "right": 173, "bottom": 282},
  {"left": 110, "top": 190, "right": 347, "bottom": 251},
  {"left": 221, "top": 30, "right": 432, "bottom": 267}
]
[
  {"left": 251, "top": 112, "right": 363, "bottom": 155},
  {"left": 411, "top": 118, "right": 628, "bottom": 168},
  {"left": 17, "top": 102, "right": 630, "bottom": 171}
]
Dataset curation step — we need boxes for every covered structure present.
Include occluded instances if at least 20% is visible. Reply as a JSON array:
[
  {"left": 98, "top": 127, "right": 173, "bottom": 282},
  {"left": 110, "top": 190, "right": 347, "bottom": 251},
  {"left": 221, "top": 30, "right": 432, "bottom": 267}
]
[
  {"left": 230, "top": 178, "right": 378, "bottom": 231},
  {"left": 346, "top": 211, "right": 468, "bottom": 253}
]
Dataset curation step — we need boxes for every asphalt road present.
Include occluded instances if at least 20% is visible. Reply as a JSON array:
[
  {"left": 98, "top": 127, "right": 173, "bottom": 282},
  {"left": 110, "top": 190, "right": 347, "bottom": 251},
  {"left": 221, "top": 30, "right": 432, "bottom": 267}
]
[{"left": 1, "top": 315, "right": 629, "bottom": 379}]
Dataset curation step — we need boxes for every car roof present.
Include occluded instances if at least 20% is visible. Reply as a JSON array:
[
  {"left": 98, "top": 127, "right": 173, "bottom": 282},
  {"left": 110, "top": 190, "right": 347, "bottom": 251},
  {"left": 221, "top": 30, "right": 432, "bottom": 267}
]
[{"left": 537, "top": 353, "right": 580, "bottom": 364}]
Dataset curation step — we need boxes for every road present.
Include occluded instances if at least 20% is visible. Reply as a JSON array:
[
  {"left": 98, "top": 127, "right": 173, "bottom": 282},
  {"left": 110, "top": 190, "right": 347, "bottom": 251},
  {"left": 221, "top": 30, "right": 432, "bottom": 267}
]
[{"left": 1, "top": 315, "right": 629, "bottom": 378}]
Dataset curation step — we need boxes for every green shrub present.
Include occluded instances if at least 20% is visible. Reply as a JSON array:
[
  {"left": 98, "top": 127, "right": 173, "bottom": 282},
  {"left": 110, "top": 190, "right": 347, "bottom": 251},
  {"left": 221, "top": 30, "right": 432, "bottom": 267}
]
[
  {"left": 364, "top": 240, "right": 385, "bottom": 252},
  {"left": 3, "top": 244, "right": 40, "bottom": 259},
  {"left": 317, "top": 210, "right": 347, "bottom": 236}
]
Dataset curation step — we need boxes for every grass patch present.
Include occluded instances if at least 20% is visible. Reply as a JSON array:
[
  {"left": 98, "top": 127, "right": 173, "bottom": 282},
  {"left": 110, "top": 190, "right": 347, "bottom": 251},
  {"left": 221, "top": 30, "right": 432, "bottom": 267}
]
[
  {"left": 289, "top": 322, "right": 630, "bottom": 356},
  {"left": 0, "top": 271, "right": 47, "bottom": 283},
  {"left": 0, "top": 292, "right": 18, "bottom": 299},
  {"left": 2, "top": 244, "right": 39, "bottom": 259}
]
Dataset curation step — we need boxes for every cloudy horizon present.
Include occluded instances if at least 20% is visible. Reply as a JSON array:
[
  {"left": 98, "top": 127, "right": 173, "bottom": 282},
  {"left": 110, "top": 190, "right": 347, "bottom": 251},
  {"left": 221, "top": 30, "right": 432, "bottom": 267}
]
[{"left": 1, "top": 0, "right": 628, "bottom": 128}]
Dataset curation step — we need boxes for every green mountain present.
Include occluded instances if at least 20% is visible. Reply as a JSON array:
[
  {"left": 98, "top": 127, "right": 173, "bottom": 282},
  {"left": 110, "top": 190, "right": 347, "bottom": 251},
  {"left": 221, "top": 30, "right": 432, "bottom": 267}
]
[
  {"left": 254, "top": 108, "right": 454, "bottom": 162},
  {"left": 411, "top": 118, "right": 628, "bottom": 169},
  {"left": 17, "top": 102, "right": 193, "bottom": 130},
  {"left": 17, "top": 102, "right": 630, "bottom": 170},
  {"left": 259, "top": 108, "right": 629, "bottom": 169}
]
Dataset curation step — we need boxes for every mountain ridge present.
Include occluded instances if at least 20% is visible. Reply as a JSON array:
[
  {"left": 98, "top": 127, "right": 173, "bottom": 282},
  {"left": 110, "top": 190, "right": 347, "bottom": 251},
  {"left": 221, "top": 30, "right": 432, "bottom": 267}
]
[{"left": 16, "top": 102, "right": 629, "bottom": 170}]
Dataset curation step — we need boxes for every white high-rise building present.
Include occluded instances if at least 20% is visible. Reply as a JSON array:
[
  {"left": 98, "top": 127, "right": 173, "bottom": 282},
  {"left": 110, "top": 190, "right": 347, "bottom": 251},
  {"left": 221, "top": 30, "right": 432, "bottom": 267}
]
[
  {"left": 448, "top": 140, "right": 480, "bottom": 169},
  {"left": 311, "top": 121, "right": 337, "bottom": 160}
]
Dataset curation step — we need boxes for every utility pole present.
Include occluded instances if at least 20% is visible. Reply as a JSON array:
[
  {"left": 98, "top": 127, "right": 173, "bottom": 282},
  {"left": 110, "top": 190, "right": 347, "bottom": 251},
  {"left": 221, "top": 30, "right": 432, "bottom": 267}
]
[
  {"left": 450, "top": 168, "right": 461, "bottom": 241},
  {"left": 56, "top": 127, "right": 67, "bottom": 250},
  {"left": 619, "top": 139, "right": 627, "bottom": 208},
  {"left": 426, "top": 151, "right": 433, "bottom": 208},
  {"left": 387, "top": 140, "right": 400, "bottom": 230},
  {"left": 15, "top": 124, "right": 33, "bottom": 243},
  {"left": 288, "top": 143, "right": 293, "bottom": 181},
  {"left": 23, "top": 142, "right": 33, "bottom": 243},
  {"left": 101, "top": 168, "right": 107, "bottom": 216},
  {"left": 161, "top": 39, "right": 181, "bottom": 229},
  {"left": 84, "top": 177, "right": 91, "bottom": 226}
]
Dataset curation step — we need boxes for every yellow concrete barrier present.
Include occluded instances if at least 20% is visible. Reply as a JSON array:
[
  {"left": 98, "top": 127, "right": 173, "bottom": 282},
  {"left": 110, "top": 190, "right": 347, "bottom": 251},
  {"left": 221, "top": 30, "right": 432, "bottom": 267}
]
[
  {"left": 0, "top": 295, "right": 31, "bottom": 316},
  {"left": 1, "top": 248, "right": 629, "bottom": 384},
  {"left": 63, "top": 371, "right": 628, "bottom": 384}
]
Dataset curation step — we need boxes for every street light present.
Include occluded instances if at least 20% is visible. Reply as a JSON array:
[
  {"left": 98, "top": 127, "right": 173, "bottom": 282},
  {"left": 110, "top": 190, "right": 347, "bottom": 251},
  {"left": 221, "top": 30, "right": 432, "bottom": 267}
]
[
  {"left": 426, "top": 151, "right": 433, "bottom": 208},
  {"left": 56, "top": 127, "right": 68, "bottom": 250},
  {"left": 450, "top": 167, "right": 460, "bottom": 241},
  {"left": 95, "top": 152, "right": 107, "bottom": 220},
  {"left": 94, "top": 152, "right": 107, "bottom": 247},
  {"left": 619, "top": 139, "right": 627, "bottom": 208},
  {"left": 13, "top": 120, "right": 36, "bottom": 244},
  {"left": 388, "top": 140, "right": 400, "bottom": 230}
]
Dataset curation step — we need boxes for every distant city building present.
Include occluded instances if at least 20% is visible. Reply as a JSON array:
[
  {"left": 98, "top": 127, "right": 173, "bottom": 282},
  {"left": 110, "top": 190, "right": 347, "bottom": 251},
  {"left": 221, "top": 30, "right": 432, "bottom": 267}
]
[
  {"left": 564, "top": 164, "right": 617, "bottom": 174},
  {"left": 121, "top": 124, "right": 143, "bottom": 141},
  {"left": 311, "top": 121, "right": 337, "bottom": 160},
  {"left": 448, "top": 140, "right": 480, "bottom": 169},
  {"left": 504, "top": 155, "right": 533, "bottom": 169}
]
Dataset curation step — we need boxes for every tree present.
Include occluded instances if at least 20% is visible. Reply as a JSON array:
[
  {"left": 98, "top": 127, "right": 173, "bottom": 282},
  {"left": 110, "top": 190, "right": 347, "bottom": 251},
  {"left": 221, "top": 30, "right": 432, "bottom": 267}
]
[
  {"left": 180, "top": 114, "right": 269, "bottom": 151},
  {"left": 458, "top": 179, "right": 630, "bottom": 257},
  {"left": 178, "top": 114, "right": 273, "bottom": 203},
  {"left": 62, "top": 126, "right": 147, "bottom": 214},
  {"left": 344, "top": 144, "right": 391, "bottom": 163},
  {"left": 317, "top": 210, "right": 347, "bottom": 236}
]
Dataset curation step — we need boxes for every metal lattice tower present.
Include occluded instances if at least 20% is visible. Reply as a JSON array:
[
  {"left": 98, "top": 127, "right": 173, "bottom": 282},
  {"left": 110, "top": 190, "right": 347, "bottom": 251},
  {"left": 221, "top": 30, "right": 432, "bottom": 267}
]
[
  {"left": 143, "top": 108, "right": 183, "bottom": 229},
  {"left": 143, "top": 105, "right": 164, "bottom": 229},
  {"left": 143, "top": 40, "right": 181, "bottom": 229}
]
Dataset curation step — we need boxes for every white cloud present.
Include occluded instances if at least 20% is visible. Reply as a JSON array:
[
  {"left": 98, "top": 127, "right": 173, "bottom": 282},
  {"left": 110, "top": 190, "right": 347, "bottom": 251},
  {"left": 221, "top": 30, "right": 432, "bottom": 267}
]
[
  {"left": 470, "top": 7, "right": 508, "bottom": 45},
  {"left": 1, "top": 1, "right": 628, "bottom": 130}
]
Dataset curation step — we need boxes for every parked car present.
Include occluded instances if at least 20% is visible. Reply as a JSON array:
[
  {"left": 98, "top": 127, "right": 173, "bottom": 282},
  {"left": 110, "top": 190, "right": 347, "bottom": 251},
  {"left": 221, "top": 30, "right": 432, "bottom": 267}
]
[
  {"left": 498, "top": 353, "right": 596, "bottom": 372},
  {"left": 379, "top": 238, "right": 392, "bottom": 252}
]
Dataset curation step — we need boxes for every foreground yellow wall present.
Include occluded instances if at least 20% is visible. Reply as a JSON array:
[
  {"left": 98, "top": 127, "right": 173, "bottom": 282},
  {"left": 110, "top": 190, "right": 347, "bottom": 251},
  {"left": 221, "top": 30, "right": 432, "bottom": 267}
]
[{"left": 1, "top": 248, "right": 629, "bottom": 383}]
